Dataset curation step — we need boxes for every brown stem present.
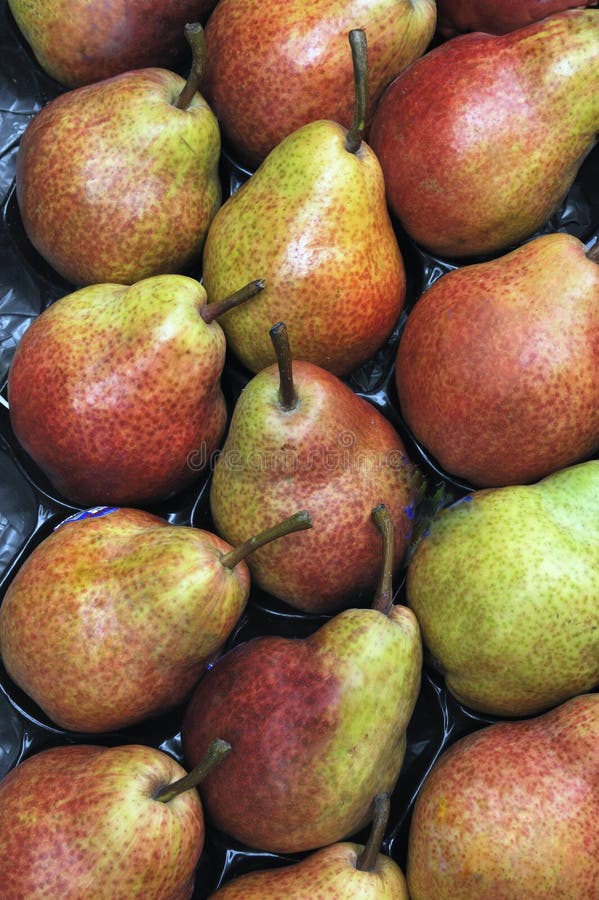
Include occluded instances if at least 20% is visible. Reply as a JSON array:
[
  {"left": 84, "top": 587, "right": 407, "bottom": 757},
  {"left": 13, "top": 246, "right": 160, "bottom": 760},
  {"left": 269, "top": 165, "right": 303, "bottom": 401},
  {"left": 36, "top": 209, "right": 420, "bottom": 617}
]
[
  {"left": 344, "top": 28, "right": 368, "bottom": 154},
  {"left": 270, "top": 322, "right": 298, "bottom": 411},
  {"left": 154, "top": 738, "right": 231, "bottom": 803},
  {"left": 371, "top": 504, "right": 394, "bottom": 616},
  {"left": 219, "top": 510, "right": 313, "bottom": 570},
  {"left": 586, "top": 239, "right": 599, "bottom": 264},
  {"left": 201, "top": 279, "right": 266, "bottom": 324},
  {"left": 175, "top": 23, "right": 206, "bottom": 110},
  {"left": 356, "top": 793, "right": 391, "bottom": 872}
]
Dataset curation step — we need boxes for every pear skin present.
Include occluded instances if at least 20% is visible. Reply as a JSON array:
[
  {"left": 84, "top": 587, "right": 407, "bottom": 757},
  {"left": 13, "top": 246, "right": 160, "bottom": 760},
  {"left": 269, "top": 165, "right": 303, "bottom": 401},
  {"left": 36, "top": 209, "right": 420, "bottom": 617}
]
[
  {"left": 436, "top": 0, "right": 597, "bottom": 36},
  {"left": 0, "top": 508, "right": 251, "bottom": 733},
  {"left": 406, "top": 460, "right": 599, "bottom": 717},
  {"left": 395, "top": 232, "right": 599, "bottom": 486},
  {"left": 201, "top": 0, "right": 437, "bottom": 165},
  {"left": 202, "top": 120, "right": 406, "bottom": 376},
  {"left": 370, "top": 9, "right": 599, "bottom": 258},
  {"left": 209, "top": 360, "right": 421, "bottom": 613},
  {"left": 182, "top": 604, "right": 422, "bottom": 853},
  {"left": 407, "top": 694, "right": 599, "bottom": 900},
  {"left": 8, "top": 275, "right": 227, "bottom": 507}
]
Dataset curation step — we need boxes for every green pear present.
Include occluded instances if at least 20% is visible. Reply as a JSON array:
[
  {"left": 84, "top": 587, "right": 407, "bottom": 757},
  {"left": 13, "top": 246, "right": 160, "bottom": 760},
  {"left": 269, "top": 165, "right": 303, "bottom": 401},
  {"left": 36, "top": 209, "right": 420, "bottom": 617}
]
[
  {"left": 407, "top": 693, "right": 599, "bottom": 899},
  {"left": 7, "top": 274, "right": 264, "bottom": 507},
  {"left": 406, "top": 460, "right": 599, "bottom": 717},
  {"left": 202, "top": 30, "right": 406, "bottom": 377},
  {"left": 7, "top": 0, "right": 218, "bottom": 88},
  {"left": 201, "top": 0, "right": 436, "bottom": 165},
  {"left": 0, "top": 738, "right": 230, "bottom": 898},
  {"left": 182, "top": 505, "right": 423, "bottom": 854},
  {"left": 209, "top": 322, "right": 422, "bottom": 614},
  {"left": 208, "top": 794, "right": 409, "bottom": 898},
  {"left": 395, "top": 232, "right": 599, "bottom": 487},
  {"left": 15, "top": 25, "right": 221, "bottom": 286},
  {"left": 370, "top": 9, "right": 599, "bottom": 258},
  {"left": 0, "top": 506, "right": 311, "bottom": 733}
]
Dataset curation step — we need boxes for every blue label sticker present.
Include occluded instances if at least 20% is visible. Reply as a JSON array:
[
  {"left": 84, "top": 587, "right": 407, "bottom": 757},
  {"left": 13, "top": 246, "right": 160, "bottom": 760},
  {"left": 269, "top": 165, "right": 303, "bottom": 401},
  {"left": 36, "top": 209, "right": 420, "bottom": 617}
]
[{"left": 54, "top": 507, "right": 120, "bottom": 530}]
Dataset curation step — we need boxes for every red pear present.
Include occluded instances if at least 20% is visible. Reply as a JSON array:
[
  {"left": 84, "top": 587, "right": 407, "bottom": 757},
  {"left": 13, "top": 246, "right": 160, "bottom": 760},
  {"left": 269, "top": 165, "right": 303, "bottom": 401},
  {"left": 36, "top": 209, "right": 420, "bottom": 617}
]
[{"left": 436, "top": 0, "right": 598, "bottom": 36}]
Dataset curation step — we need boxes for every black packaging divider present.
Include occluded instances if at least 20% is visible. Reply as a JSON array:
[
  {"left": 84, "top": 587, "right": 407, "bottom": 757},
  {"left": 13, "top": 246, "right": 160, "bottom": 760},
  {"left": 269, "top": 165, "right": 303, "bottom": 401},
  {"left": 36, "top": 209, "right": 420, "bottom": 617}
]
[{"left": 0, "top": 4, "right": 597, "bottom": 894}]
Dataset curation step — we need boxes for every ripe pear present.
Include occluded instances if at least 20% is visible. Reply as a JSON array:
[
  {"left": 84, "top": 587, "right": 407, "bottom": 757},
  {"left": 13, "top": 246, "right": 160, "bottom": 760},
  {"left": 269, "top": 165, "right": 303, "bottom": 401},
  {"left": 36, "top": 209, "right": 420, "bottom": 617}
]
[
  {"left": 15, "top": 25, "right": 221, "bottom": 286},
  {"left": 208, "top": 794, "right": 409, "bottom": 898},
  {"left": 0, "top": 505, "right": 311, "bottom": 733},
  {"left": 370, "top": 9, "right": 599, "bottom": 259},
  {"left": 436, "top": 0, "right": 597, "bottom": 36},
  {"left": 7, "top": 0, "right": 218, "bottom": 88},
  {"left": 406, "top": 460, "right": 599, "bottom": 717},
  {"left": 202, "top": 30, "right": 406, "bottom": 377},
  {"left": 407, "top": 693, "right": 599, "bottom": 899},
  {"left": 7, "top": 274, "right": 264, "bottom": 507},
  {"left": 181, "top": 506, "right": 423, "bottom": 854},
  {"left": 201, "top": 0, "right": 436, "bottom": 166},
  {"left": 395, "top": 232, "right": 599, "bottom": 487},
  {"left": 0, "top": 738, "right": 230, "bottom": 899},
  {"left": 209, "top": 323, "right": 421, "bottom": 614}
]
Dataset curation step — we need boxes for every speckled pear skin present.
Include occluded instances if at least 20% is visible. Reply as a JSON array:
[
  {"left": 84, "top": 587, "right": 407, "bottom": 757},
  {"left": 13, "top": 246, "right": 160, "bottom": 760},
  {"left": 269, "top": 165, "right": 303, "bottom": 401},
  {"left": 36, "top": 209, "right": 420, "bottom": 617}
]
[
  {"left": 395, "top": 233, "right": 599, "bottom": 487},
  {"left": 201, "top": 0, "right": 437, "bottom": 165},
  {"left": 209, "top": 360, "right": 421, "bottom": 614},
  {"left": 0, "top": 507, "right": 250, "bottom": 733},
  {"left": 8, "top": 275, "right": 227, "bottom": 507},
  {"left": 182, "top": 603, "right": 422, "bottom": 854},
  {"left": 209, "top": 840, "right": 409, "bottom": 898},
  {"left": 406, "top": 460, "right": 599, "bottom": 717},
  {"left": 406, "top": 693, "right": 599, "bottom": 900},
  {"left": 202, "top": 121, "right": 406, "bottom": 377},
  {"left": 16, "top": 67, "right": 221, "bottom": 285},
  {"left": 0, "top": 743, "right": 204, "bottom": 898},
  {"left": 436, "top": 0, "right": 597, "bottom": 36},
  {"left": 7, "top": 0, "right": 218, "bottom": 88},
  {"left": 370, "top": 9, "right": 599, "bottom": 259}
]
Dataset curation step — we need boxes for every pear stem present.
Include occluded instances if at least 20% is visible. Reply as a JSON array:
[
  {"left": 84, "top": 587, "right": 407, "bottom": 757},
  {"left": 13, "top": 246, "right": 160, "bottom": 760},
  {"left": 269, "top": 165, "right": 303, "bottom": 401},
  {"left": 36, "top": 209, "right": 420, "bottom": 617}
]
[
  {"left": 270, "top": 321, "right": 298, "bottom": 412},
  {"left": 200, "top": 279, "right": 266, "bottom": 324},
  {"left": 154, "top": 738, "right": 231, "bottom": 803},
  {"left": 175, "top": 23, "right": 206, "bottom": 110},
  {"left": 356, "top": 793, "right": 391, "bottom": 872},
  {"left": 219, "top": 510, "right": 313, "bottom": 570},
  {"left": 371, "top": 504, "right": 394, "bottom": 616},
  {"left": 344, "top": 29, "right": 368, "bottom": 154}
]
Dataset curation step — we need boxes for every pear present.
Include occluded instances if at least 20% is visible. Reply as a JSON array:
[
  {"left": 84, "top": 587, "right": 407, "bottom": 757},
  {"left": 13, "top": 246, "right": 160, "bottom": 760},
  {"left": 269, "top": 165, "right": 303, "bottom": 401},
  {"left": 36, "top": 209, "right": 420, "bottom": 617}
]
[
  {"left": 209, "top": 322, "right": 422, "bottom": 614},
  {"left": 406, "top": 460, "right": 599, "bottom": 717},
  {"left": 15, "top": 25, "right": 221, "bottom": 286},
  {"left": 407, "top": 694, "right": 599, "bottom": 899},
  {"left": 0, "top": 506, "right": 311, "bottom": 733},
  {"left": 181, "top": 505, "right": 423, "bottom": 854},
  {"left": 370, "top": 9, "right": 599, "bottom": 259},
  {"left": 0, "top": 738, "right": 230, "bottom": 899},
  {"left": 395, "top": 232, "right": 599, "bottom": 487},
  {"left": 208, "top": 794, "right": 409, "bottom": 898},
  {"left": 201, "top": 0, "right": 436, "bottom": 165},
  {"left": 436, "top": 0, "right": 596, "bottom": 36},
  {"left": 7, "top": 0, "right": 218, "bottom": 88},
  {"left": 7, "top": 274, "right": 264, "bottom": 507},
  {"left": 202, "top": 30, "right": 406, "bottom": 377}
]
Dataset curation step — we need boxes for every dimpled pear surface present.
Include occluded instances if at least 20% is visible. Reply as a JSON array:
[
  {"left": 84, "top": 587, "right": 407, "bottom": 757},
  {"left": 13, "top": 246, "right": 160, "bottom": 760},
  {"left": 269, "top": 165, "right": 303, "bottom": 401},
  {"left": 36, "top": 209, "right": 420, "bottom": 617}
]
[
  {"left": 202, "top": 121, "right": 405, "bottom": 376},
  {"left": 182, "top": 604, "right": 422, "bottom": 854},
  {"left": 406, "top": 460, "right": 599, "bottom": 716}
]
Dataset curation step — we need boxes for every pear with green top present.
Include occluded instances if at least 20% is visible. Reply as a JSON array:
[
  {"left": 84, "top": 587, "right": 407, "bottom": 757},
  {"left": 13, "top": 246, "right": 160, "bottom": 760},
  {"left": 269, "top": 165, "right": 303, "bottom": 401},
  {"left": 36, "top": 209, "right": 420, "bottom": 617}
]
[
  {"left": 0, "top": 505, "right": 312, "bottom": 733},
  {"left": 0, "top": 738, "right": 230, "bottom": 898},
  {"left": 181, "top": 504, "right": 423, "bottom": 854},
  {"left": 210, "top": 321, "right": 422, "bottom": 614},
  {"left": 202, "top": 28, "right": 406, "bottom": 377}
]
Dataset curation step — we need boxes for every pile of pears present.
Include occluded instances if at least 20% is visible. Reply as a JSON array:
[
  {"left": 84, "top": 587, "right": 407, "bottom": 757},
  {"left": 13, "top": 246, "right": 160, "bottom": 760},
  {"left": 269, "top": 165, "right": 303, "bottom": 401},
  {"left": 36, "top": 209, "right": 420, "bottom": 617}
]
[{"left": 0, "top": 0, "right": 597, "bottom": 897}]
